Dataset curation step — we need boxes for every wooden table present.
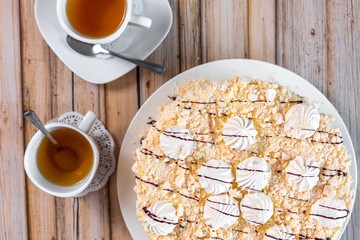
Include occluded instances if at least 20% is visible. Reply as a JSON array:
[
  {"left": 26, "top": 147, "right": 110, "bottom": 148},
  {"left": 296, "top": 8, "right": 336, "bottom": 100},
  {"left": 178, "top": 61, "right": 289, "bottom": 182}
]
[{"left": 1, "top": 0, "right": 359, "bottom": 239}]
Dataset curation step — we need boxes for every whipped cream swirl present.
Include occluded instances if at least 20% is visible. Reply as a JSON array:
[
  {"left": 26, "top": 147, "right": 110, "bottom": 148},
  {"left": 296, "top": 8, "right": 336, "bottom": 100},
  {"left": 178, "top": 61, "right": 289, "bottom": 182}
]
[
  {"left": 203, "top": 194, "right": 240, "bottom": 230},
  {"left": 285, "top": 156, "right": 320, "bottom": 191},
  {"left": 240, "top": 192, "right": 273, "bottom": 225},
  {"left": 221, "top": 116, "right": 258, "bottom": 150},
  {"left": 198, "top": 160, "right": 234, "bottom": 195},
  {"left": 264, "top": 224, "right": 296, "bottom": 240},
  {"left": 160, "top": 126, "right": 194, "bottom": 159},
  {"left": 144, "top": 200, "right": 179, "bottom": 235},
  {"left": 310, "top": 197, "right": 349, "bottom": 228},
  {"left": 284, "top": 103, "right": 320, "bottom": 139},
  {"left": 236, "top": 157, "right": 271, "bottom": 191}
]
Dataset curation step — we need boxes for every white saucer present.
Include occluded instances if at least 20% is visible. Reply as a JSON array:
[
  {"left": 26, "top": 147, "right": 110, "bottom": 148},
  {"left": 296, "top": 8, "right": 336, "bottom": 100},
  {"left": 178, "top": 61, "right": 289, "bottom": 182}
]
[
  {"left": 35, "top": 0, "right": 172, "bottom": 84},
  {"left": 117, "top": 59, "right": 357, "bottom": 239}
]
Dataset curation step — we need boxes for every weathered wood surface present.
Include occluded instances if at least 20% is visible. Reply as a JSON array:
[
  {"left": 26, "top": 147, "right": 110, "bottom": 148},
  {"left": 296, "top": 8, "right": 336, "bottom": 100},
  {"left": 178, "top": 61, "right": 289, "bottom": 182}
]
[{"left": 0, "top": 0, "right": 359, "bottom": 239}]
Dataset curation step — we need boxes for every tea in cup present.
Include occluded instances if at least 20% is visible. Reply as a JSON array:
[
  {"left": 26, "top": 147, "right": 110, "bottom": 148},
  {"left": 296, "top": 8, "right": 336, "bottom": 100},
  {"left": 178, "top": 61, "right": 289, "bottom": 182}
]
[
  {"left": 57, "top": 0, "right": 152, "bottom": 44},
  {"left": 24, "top": 111, "right": 99, "bottom": 197}
]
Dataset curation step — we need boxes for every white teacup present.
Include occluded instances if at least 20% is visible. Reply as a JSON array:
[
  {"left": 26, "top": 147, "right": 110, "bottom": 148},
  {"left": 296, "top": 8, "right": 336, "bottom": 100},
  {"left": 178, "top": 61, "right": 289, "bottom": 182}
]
[
  {"left": 24, "top": 111, "right": 99, "bottom": 197},
  {"left": 57, "top": 0, "right": 152, "bottom": 44}
]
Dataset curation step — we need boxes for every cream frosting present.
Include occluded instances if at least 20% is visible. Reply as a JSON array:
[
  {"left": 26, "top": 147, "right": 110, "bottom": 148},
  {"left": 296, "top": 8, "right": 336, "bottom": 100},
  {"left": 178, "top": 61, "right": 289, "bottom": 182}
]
[
  {"left": 240, "top": 192, "right": 274, "bottom": 226},
  {"left": 284, "top": 103, "right": 320, "bottom": 139},
  {"left": 197, "top": 160, "right": 234, "bottom": 195},
  {"left": 285, "top": 156, "right": 320, "bottom": 191},
  {"left": 236, "top": 157, "right": 271, "bottom": 191},
  {"left": 160, "top": 126, "right": 194, "bottom": 159},
  {"left": 264, "top": 224, "right": 296, "bottom": 240},
  {"left": 144, "top": 200, "right": 179, "bottom": 235},
  {"left": 203, "top": 194, "right": 240, "bottom": 230},
  {"left": 310, "top": 197, "right": 349, "bottom": 228},
  {"left": 221, "top": 116, "right": 258, "bottom": 150}
]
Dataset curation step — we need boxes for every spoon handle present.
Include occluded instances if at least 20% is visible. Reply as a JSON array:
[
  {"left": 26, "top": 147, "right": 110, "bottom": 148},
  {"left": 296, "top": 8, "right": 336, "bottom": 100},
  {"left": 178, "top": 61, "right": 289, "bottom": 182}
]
[
  {"left": 106, "top": 49, "right": 166, "bottom": 75},
  {"left": 24, "top": 110, "right": 59, "bottom": 146}
]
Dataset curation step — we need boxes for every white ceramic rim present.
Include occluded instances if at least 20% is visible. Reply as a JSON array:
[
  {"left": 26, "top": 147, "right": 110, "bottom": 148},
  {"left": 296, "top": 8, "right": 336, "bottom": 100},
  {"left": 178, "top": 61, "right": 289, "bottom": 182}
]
[
  {"left": 24, "top": 122, "right": 100, "bottom": 197},
  {"left": 117, "top": 59, "right": 357, "bottom": 239},
  {"left": 56, "top": 0, "right": 133, "bottom": 44}
]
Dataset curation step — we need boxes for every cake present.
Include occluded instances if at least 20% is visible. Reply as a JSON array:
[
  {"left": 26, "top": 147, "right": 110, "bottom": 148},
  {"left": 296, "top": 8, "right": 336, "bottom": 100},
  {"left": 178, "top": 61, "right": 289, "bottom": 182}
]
[{"left": 132, "top": 77, "right": 353, "bottom": 239}]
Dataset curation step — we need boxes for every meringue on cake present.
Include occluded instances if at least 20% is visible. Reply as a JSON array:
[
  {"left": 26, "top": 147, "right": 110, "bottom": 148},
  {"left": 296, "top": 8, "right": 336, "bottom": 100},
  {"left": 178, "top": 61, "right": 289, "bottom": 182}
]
[{"left": 132, "top": 77, "right": 353, "bottom": 240}]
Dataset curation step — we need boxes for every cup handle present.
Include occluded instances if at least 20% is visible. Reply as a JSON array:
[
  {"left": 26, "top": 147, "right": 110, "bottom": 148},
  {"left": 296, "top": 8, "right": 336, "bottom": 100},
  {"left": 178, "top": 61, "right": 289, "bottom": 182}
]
[
  {"left": 78, "top": 111, "right": 97, "bottom": 134},
  {"left": 129, "top": 14, "right": 152, "bottom": 28}
]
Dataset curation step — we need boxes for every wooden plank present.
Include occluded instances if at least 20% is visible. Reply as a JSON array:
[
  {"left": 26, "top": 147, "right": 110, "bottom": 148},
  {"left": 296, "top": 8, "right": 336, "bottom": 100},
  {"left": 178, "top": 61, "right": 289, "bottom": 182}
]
[
  {"left": 248, "top": 0, "right": 276, "bottom": 63},
  {"left": 179, "top": 0, "right": 202, "bottom": 70},
  {"left": 47, "top": 52, "right": 77, "bottom": 240},
  {"left": 276, "top": 0, "right": 327, "bottom": 93},
  {"left": 105, "top": 70, "right": 138, "bottom": 240},
  {"left": 20, "top": 0, "right": 59, "bottom": 238},
  {"left": 326, "top": 1, "right": 360, "bottom": 239},
  {"left": 201, "top": 0, "right": 248, "bottom": 61},
  {"left": 0, "top": 0, "right": 28, "bottom": 239},
  {"left": 139, "top": 0, "right": 180, "bottom": 104},
  {"left": 73, "top": 77, "right": 110, "bottom": 240}
]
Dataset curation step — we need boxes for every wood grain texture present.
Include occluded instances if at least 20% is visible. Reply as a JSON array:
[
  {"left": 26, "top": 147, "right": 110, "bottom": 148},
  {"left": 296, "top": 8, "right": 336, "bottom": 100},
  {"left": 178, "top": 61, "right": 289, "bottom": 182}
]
[
  {"left": 105, "top": 70, "right": 138, "bottom": 240},
  {"left": 48, "top": 53, "right": 75, "bottom": 240},
  {"left": 0, "top": 0, "right": 28, "bottom": 239},
  {"left": 73, "top": 77, "right": 110, "bottom": 240},
  {"left": 20, "top": 0, "right": 58, "bottom": 238},
  {"left": 277, "top": 0, "right": 327, "bottom": 93},
  {"left": 201, "top": 0, "right": 249, "bottom": 61},
  {"left": 249, "top": 0, "right": 276, "bottom": 63},
  {"left": 326, "top": 1, "right": 360, "bottom": 239},
  {"left": 179, "top": 0, "right": 202, "bottom": 70}
]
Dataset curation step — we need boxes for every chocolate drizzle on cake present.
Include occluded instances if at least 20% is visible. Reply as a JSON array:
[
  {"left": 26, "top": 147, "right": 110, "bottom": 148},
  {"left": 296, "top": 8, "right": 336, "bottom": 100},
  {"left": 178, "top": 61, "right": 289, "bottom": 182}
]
[
  {"left": 285, "top": 196, "right": 309, "bottom": 203},
  {"left": 208, "top": 206, "right": 240, "bottom": 218},
  {"left": 322, "top": 168, "right": 347, "bottom": 177},
  {"left": 202, "top": 163, "right": 231, "bottom": 169},
  {"left": 163, "top": 132, "right": 215, "bottom": 145},
  {"left": 181, "top": 100, "right": 217, "bottom": 104},
  {"left": 240, "top": 204, "right": 271, "bottom": 211},
  {"left": 319, "top": 204, "right": 349, "bottom": 213},
  {"left": 222, "top": 134, "right": 254, "bottom": 138},
  {"left": 280, "top": 100, "right": 303, "bottom": 104},
  {"left": 309, "top": 213, "right": 348, "bottom": 220},
  {"left": 207, "top": 199, "right": 237, "bottom": 206},
  {"left": 143, "top": 207, "right": 178, "bottom": 225},
  {"left": 140, "top": 148, "right": 163, "bottom": 159},
  {"left": 168, "top": 97, "right": 303, "bottom": 105},
  {"left": 135, "top": 176, "right": 159, "bottom": 188},
  {"left": 195, "top": 131, "right": 215, "bottom": 135},
  {"left": 197, "top": 174, "right": 233, "bottom": 184},
  {"left": 237, "top": 167, "right": 269, "bottom": 173},
  {"left": 286, "top": 172, "right": 318, "bottom": 178},
  {"left": 299, "top": 234, "right": 331, "bottom": 240},
  {"left": 164, "top": 188, "right": 199, "bottom": 202}
]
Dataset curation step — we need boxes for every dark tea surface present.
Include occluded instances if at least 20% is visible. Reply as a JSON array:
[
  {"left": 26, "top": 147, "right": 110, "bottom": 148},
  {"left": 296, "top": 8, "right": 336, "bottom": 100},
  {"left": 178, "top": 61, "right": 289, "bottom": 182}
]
[
  {"left": 37, "top": 128, "right": 94, "bottom": 186},
  {"left": 66, "top": 0, "right": 126, "bottom": 38}
]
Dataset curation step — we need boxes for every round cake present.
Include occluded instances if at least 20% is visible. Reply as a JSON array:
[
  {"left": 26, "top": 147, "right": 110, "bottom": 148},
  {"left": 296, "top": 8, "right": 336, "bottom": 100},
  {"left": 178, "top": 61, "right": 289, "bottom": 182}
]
[{"left": 132, "top": 77, "right": 353, "bottom": 239}]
